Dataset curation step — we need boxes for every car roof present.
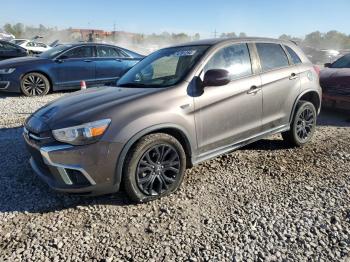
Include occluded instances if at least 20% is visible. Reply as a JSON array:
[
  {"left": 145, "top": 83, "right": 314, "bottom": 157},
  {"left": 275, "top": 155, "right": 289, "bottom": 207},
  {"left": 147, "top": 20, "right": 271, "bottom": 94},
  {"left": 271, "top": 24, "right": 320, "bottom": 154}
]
[
  {"left": 169, "top": 37, "right": 294, "bottom": 48},
  {"left": 54, "top": 42, "right": 143, "bottom": 58},
  {"left": 65, "top": 42, "right": 122, "bottom": 47}
]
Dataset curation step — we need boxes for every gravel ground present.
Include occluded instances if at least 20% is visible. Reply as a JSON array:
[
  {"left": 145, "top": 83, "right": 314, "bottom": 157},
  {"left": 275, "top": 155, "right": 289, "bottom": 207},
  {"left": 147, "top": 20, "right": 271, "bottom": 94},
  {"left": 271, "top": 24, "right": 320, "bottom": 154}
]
[{"left": 0, "top": 92, "right": 350, "bottom": 261}]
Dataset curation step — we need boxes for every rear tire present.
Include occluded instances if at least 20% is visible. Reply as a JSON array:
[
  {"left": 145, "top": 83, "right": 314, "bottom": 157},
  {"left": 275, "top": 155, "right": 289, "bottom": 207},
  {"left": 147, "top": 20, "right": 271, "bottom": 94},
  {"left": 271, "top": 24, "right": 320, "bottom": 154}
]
[
  {"left": 21, "top": 72, "right": 50, "bottom": 97},
  {"left": 282, "top": 101, "right": 317, "bottom": 147},
  {"left": 123, "top": 133, "right": 186, "bottom": 203}
]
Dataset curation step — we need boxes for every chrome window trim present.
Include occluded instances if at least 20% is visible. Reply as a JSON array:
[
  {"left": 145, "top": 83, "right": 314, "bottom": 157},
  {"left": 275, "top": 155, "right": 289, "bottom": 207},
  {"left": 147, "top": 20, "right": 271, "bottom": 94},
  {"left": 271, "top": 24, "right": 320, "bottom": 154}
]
[{"left": 54, "top": 45, "right": 96, "bottom": 60}]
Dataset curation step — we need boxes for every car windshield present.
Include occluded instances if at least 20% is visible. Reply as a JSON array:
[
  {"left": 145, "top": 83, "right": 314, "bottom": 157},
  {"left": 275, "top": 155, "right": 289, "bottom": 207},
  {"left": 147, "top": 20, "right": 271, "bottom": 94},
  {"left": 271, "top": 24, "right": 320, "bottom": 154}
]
[
  {"left": 39, "top": 44, "right": 72, "bottom": 58},
  {"left": 117, "top": 45, "right": 210, "bottom": 88},
  {"left": 331, "top": 54, "right": 350, "bottom": 68}
]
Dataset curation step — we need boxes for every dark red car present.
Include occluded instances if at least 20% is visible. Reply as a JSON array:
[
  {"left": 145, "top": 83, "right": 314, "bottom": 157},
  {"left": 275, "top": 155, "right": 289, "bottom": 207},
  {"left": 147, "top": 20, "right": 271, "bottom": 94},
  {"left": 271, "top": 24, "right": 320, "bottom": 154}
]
[{"left": 320, "top": 54, "right": 350, "bottom": 110}]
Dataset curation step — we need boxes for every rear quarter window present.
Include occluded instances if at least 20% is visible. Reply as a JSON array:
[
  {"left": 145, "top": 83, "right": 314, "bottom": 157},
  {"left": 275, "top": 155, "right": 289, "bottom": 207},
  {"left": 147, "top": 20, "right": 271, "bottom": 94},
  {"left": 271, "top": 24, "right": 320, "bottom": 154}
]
[
  {"left": 256, "top": 43, "right": 289, "bottom": 72},
  {"left": 285, "top": 46, "right": 302, "bottom": 64}
]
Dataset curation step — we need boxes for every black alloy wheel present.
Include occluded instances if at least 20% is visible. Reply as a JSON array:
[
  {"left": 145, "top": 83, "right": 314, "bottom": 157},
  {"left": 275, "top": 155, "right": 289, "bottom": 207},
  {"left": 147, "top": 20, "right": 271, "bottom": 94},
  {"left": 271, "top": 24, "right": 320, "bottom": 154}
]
[
  {"left": 136, "top": 144, "right": 180, "bottom": 196},
  {"left": 123, "top": 133, "right": 186, "bottom": 203},
  {"left": 282, "top": 101, "right": 317, "bottom": 147}
]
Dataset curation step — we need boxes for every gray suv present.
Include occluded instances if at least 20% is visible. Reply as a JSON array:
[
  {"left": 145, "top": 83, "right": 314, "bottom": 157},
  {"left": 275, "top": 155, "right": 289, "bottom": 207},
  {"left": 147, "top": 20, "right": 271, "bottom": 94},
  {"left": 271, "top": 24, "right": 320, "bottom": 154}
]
[{"left": 24, "top": 38, "right": 322, "bottom": 202}]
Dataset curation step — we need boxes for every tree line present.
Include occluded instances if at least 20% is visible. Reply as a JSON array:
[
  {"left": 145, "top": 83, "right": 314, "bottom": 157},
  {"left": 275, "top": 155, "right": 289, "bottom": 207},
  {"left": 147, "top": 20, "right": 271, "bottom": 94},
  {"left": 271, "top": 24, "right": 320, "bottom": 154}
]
[
  {"left": 3, "top": 23, "right": 350, "bottom": 50},
  {"left": 279, "top": 31, "right": 350, "bottom": 50}
]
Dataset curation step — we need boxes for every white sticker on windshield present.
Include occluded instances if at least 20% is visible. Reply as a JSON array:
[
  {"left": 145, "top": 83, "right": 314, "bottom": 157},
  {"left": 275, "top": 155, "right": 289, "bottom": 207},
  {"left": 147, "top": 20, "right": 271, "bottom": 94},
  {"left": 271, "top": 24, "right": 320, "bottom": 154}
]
[{"left": 171, "top": 50, "right": 197, "bottom": 57}]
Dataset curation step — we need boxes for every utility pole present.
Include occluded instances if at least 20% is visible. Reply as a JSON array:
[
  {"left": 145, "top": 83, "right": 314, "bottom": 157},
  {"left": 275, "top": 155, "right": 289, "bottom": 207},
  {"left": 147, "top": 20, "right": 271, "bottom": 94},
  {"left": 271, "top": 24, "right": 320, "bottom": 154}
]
[
  {"left": 113, "top": 22, "right": 116, "bottom": 41},
  {"left": 213, "top": 29, "right": 218, "bottom": 38}
]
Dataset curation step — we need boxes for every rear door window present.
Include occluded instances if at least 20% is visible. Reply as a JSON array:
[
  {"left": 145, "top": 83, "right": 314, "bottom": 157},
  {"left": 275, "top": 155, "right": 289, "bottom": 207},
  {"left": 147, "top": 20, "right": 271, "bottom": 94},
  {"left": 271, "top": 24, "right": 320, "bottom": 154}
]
[
  {"left": 97, "top": 46, "right": 127, "bottom": 58},
  {"left": 37, "top": 43, "right": 47, "bottom": 48},
  {"left": 256, "top": 43, "right": 289, "bottom": 72},
  {"left": 285, "top": 46, "right": 302, "bottom": 64},
  {"left": 204, "top": 43, "right": 252, "bottom": 80}
]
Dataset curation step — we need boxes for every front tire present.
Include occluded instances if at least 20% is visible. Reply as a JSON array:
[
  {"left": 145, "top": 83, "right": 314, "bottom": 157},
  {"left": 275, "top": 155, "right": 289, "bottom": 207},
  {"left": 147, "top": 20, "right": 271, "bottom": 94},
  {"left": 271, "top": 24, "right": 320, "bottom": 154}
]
[
  {"left": 282, "top": 101, "right": 317, "bottom": 147},
  {"left": 21, "top": 72, "right": 50, "bottom": 96},
  {"left": 123, "top": 133, "right": 186, "bottom": 203}
]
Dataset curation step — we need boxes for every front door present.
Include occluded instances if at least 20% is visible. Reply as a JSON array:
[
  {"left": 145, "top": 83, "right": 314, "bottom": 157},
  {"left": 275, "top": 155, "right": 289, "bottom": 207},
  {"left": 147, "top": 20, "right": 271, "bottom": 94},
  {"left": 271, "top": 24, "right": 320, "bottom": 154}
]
[
  {"left": 55, "top": 46, "right": 95, "bottom": 88},
  {"left": 194, "top": 43, "right": 263, "bottom": 156}
]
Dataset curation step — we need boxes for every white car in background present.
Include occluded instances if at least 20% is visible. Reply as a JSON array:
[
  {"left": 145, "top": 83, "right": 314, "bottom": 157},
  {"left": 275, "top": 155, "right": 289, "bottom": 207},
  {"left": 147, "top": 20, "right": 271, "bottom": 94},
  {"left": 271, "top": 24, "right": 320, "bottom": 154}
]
[
  {"left": 0, "top": 30, "right": 15, "bottom": 41},
  {"left": 11, "top": 39, "right": 51, "bottom": 54}
]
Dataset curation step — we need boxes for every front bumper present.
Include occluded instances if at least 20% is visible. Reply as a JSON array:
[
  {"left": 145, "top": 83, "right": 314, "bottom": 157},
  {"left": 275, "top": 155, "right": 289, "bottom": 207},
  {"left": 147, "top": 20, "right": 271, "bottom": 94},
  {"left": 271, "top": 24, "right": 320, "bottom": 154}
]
[
  {"left": 0, "top": 74, "right": 21, "bottom": 93},
  {"left": 23, "top": 128, "right": 124, "bottom": 195},
  {"left": 0, "top": 81, "right": 10, "bottom": 90}
]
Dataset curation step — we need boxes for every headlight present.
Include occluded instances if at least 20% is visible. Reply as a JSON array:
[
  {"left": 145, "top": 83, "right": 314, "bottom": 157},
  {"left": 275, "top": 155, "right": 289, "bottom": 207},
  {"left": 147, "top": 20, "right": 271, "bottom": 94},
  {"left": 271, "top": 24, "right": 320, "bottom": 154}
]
[
  {"left": 52, "top": 119, "right": 111, "bottom": 145},
  {"left": 0, "top": 68, "right": 16, "bottom": 74}
]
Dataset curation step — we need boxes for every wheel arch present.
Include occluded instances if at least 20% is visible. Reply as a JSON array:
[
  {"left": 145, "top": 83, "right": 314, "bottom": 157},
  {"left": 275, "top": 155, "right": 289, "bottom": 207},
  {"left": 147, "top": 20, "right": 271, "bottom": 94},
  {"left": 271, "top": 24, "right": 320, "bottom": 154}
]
[
  {"left": 114, "top": 124, "right": 195, "bottom": 190},
  {"left": 289, "top": 90, "right": 321, "bottom": 123}
]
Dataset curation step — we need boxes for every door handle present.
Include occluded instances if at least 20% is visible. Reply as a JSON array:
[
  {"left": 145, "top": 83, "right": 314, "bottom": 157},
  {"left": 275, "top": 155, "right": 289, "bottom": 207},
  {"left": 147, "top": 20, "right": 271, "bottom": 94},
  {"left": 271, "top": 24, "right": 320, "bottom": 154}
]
[
  {"left": 115, "top": 58, "right": 122, "bottom": 62},
  {"left": 289, "top": 73, "right": 299, "bottom": 80},
  {"left": 247, "top": 85, "right": 261, "bottom": 94},
  {"left": 84, "top": 59, "right": 93, "bottom": 62}
]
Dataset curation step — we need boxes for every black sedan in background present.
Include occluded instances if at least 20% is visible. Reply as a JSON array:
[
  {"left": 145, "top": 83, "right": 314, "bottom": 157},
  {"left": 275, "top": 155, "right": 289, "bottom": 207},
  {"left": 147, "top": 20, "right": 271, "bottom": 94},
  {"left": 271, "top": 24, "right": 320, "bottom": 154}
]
[
  {"left": 320, "top": 53, "right": 350, "bottom": 110},
  {"left": 320, "top": 54, "right": 350, "bottom": 96},
  {"left": 0, "top": 43, "right": 144, "bottom": 96},
  {"left": 0, "top": 40, "right": 28, "bottom": 61}
]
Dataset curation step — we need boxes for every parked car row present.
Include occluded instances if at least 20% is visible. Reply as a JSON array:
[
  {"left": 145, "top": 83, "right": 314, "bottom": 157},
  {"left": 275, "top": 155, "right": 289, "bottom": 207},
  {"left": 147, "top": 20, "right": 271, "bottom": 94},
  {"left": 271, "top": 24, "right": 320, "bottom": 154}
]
[
  {"left": 301, "top": 46, "right": 341, "bottom": 65},
  {"left": 0, "top": 36, "right": 349, "bottom": 112},
  {"left": 0, "top": 42, "right": 144, "bottom": 96}
]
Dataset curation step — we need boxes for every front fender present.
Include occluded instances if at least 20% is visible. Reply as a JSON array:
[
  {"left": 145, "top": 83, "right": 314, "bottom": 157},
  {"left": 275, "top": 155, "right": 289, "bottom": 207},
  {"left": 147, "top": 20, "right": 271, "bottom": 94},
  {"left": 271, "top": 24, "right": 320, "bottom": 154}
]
[{"left": 112, "top": 122, "right": 196, "bottom": 190}]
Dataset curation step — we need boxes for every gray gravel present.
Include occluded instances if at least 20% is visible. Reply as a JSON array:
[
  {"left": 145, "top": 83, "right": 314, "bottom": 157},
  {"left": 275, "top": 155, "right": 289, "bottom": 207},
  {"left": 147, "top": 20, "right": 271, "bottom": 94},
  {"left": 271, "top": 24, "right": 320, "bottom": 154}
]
[
  {"left": 0, "top": 92, "right": 350, "bottom": 261},
  {"left": 0, "top": 93, "right": 65, "bottom": 128}
]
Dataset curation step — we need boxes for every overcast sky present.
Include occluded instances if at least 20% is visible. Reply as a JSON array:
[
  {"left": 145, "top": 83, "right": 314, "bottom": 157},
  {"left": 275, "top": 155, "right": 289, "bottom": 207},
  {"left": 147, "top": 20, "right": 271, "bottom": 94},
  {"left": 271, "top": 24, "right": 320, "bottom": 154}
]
[{"left": 1, "top": 0, "right": 349, "bottom": 38}]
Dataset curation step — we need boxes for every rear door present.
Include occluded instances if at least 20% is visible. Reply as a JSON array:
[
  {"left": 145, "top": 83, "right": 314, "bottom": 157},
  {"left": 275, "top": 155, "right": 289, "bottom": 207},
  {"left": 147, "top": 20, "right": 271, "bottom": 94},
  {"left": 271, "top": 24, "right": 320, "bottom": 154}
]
[
  {"left": 95, "top": 45, "right": 130, "bottom": 84},
  {"left": 255, "top": 42, "right": 301, "bottom": 131},
  {"left": 194, "top": 43, "right": 263, "bottom": 155},
  {"left": 55, "top": 46, "right": 95, "bottom": 88}
]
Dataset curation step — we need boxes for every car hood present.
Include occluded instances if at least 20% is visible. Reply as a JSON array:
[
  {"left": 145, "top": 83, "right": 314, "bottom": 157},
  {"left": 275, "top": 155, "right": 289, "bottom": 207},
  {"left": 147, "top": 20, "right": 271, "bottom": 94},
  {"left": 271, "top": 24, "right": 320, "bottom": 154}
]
[
  {"left": 0, "top": 56, "right": 48, "bottom": 67},
  {"left": 26, "top": 86, "right": 158, "bottom": 132}
]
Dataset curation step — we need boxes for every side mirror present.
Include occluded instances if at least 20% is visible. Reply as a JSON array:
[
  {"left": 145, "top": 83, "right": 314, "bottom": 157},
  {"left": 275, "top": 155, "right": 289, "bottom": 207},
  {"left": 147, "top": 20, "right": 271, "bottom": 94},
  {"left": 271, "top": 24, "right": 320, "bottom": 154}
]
[
  {"left": 58, "top": 55, "right": 69, "bottom": 60},
  {"left": 55, "top": 55, "right": 68, "bottom": 63},
  {"left": 203, "top": 69, "right": 230, "bottom": 87},
  {"left": 324, "top": 63, "right": 332, "bottom": 68}
]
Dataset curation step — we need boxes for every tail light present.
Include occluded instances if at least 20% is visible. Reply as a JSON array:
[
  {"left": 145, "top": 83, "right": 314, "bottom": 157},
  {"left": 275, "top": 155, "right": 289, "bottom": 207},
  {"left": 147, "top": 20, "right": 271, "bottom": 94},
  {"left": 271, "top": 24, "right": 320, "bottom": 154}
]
[{"left": 313, "top": 65, "right": 321, "bottom": 76}]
